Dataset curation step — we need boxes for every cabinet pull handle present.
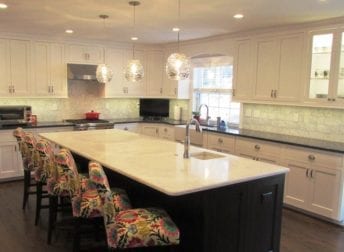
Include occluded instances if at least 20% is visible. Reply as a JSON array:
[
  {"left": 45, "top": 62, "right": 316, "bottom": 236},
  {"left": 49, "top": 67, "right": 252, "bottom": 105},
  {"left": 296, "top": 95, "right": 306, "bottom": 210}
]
[
  {"left": 232, "top": 89, "right": 235, "bottom": 97},
  {"left": 308, "top": 154, "right": 315, "bottom": 161},
  {"left": 160, "top": 88, "right": 163, "bottom": 94},
  {"left": 261, "top": 191, "right": 273, "bottom": 203},
  {"left": 52, "top": 86, "right": 54, "bottom": 93},
  {"left": 254, "top": 144, "right": 260, "bottom": 150},
  {"left": 332, "top": 98, "right": 336, "bottom": 102},
  {"left": 174, "top": 88, "right": 177, "bottom": 95},
  {"left": 310, "top": 170, "right": 314, "bottom": 178},
  {"left": 270, "top": 90, "right": 273, "bottom": 98},
  {"left": 14, "top": 145, "right": 17, "bottom": 152},
  {"left": 9, "top": 85, "right": 11, "bottom": 93},
  {"left": 306, "top": 169, "right": 309, "bottom": 177},
  {"left": 274, "top": 90, "right": 277, "bottom": 98},
  {"left": 124, "top": 127, "right": 128, "bottom": 131}
]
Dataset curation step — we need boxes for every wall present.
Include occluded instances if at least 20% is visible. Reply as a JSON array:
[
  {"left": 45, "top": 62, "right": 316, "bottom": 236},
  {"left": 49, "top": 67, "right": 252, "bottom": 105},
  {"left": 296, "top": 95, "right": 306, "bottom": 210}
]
[{"left": 242, "top": 104, "right": 344, "bottom": 143}]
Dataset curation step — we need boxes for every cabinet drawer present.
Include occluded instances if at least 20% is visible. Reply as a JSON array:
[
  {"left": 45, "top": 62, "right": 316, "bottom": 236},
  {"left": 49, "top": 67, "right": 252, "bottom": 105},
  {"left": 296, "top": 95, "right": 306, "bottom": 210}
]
[
  {"left": 283, "top": 147, "right": 343, "bottom": 169},
  {"left": 159, "top": 126, "right": 175, "bottom": 140},
  {"left": 235, "top": 137, "right": 281, "bottom": 157},
  {"left": 207, "top": 133, "right": 235, "bottom": 153}
]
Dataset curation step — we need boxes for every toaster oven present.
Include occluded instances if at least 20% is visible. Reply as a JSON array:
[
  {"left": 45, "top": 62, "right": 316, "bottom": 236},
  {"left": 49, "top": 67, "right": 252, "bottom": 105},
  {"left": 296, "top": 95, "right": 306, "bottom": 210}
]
[{"left": 0, "top": 106, "right": 32, "bottom": 125}]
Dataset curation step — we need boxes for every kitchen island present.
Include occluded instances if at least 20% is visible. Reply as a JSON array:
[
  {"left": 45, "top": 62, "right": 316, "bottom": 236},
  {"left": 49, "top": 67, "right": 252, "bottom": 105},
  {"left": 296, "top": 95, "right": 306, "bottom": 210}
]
[{"left": 40, "top": 129, "right": 289, "bottom": 252}]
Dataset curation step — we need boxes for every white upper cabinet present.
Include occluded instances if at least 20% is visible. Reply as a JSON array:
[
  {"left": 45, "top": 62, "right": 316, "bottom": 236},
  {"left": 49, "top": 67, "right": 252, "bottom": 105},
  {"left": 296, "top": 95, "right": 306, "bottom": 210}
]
[
  {"left": 66, "top": 44, "right": 104, "bottom": 64},
  {"left": 0, "top": 39, "right": 31, "bottom": 97},
  {"left": 146, "top": 50, "right": 164, "bottom": 97},
  {"left": 33, "top": 42, "right": 67, "bottom": 97},
  {"left": 252, "top": 33, "right": 304, "bottom": 102},
  {"left": 232, "top": 39, "right": 253, "bottom": 101},
  {"left": 104, "top": 48, "right": 147, "bottom": 97},
  {"left": 104, "top": 47, "right": 126, "bottom": 97},
  {"left": 307, "top": 29, "right": 344, "bottom": 106}
]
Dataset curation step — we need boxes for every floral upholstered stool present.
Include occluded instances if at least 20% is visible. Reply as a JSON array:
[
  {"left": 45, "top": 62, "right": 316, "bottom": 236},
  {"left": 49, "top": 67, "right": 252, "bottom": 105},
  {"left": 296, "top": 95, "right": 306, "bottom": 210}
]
[{"left": 88, "top": 161, "right": 180, "bottom": 251}]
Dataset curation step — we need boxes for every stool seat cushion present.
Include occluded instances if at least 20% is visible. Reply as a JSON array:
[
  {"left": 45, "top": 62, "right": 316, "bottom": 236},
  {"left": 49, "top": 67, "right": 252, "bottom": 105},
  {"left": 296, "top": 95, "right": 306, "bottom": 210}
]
[{"left": 105, "top": 208, "right": 180, "bottom": 249}]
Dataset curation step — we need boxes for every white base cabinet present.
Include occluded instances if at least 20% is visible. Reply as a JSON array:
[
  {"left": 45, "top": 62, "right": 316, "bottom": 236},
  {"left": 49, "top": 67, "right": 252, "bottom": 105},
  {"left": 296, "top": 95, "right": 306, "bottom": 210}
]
[
  {"left": 283, "top": 146, "right": 343, "bottom": 221},
  {"left": 204, "top": 132, "right": 235, "bottom": 154},
  {"left": 114, "top": 123, "right": 140, "bottom": 133},
  {"left": 0, "top": 130, "right": 23, "bottom": 180},
  {"left": 235, "top": 137, "right": 282, "bottom": 164}
]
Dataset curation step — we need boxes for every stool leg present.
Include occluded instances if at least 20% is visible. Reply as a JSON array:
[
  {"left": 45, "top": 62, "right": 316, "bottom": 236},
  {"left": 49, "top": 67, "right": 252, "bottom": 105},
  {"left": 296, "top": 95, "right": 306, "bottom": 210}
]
[
  {"left": 47, "top": 195, "right": 57, "bottom": 244},
  {"left": 22, "top": 169, "right": 30, "bottom": 210},
  {"left": 35, "top": 181, "right": 42, "bottom": 225}
]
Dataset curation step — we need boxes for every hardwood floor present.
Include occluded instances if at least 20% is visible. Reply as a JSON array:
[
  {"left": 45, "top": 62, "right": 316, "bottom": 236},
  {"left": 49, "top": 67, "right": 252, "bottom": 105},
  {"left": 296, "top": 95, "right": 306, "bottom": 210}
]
[{"left": 0, "top": 180, "right": 343, "bottom": 252}]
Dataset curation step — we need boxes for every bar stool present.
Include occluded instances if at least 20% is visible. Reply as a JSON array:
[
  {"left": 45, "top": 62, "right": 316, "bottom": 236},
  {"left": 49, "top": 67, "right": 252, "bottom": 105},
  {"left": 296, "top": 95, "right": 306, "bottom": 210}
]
[
  {"left": 13, "top": 128, "right": 37, "bottom": 210},
  {"left": 54, "top": 149, "right": 132, "bottom": 251},
  {"left": 88, "top": 161, "right": 180, "bottom": 251}
]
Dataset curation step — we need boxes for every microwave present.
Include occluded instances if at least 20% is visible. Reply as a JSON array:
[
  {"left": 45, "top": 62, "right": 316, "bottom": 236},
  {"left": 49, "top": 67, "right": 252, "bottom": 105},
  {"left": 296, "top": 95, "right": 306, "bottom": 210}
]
[{"left": 0, "top": 106, "right": 32, "bottom": 125}]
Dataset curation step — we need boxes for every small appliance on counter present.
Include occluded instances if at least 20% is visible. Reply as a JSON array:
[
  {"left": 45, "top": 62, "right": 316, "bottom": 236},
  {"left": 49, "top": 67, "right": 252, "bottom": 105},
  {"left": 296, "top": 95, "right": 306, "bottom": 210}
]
[
  {"left": 0, "top": 105, "right": 32, "bottom": 126},
  {"left": 85, "top": 110, "right": 100, "bottom": 120}
]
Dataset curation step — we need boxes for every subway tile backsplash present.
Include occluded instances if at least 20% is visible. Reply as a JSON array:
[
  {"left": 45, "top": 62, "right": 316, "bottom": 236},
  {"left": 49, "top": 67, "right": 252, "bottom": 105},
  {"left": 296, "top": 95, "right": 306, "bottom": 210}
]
[{"left": 242, "top": 104, "right": 344, "bottom": 143}]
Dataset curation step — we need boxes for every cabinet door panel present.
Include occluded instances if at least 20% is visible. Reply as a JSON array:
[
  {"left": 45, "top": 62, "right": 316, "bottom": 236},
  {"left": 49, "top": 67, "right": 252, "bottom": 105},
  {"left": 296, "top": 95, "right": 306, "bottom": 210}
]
[
  {"left": 277, "top": 34, "right": 304, "bottom": 101},
  {"left": 233, "top": 39, "right": 252, "bottom": 100},
  {"left": 34, "top": 42, "right": 50, "bottom": 95},
  {"left": 284, "top": 162, "right": 309, "bottom": 208},
  {"left": 0, "top": 142, "right": 21, "bottom": 179},
  {"left": 253, "top": 38, "right": 279, "bottom": 100},
  {"left": 308, "top": 166, "right": 341, "bottom": 220},
  {"left": 10, "top": 39, "right": 31, "bottom": 95},
  {"left": 0, "top": 39, "right": 10, "bottom": 96},
  {"left": 147, "top": 51, "right": 163, "bottom": 96},
  {"left": 50, "top": 43, "right": 66, "bottom": 96},
  {"left": 105, "top": 48, "right": 126, "bottom": 97}
]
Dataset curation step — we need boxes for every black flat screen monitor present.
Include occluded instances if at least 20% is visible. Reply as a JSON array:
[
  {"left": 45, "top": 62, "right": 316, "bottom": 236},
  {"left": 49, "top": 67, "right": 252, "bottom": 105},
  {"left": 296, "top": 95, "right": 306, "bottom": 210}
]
[{"left": 139, "top": 99, "right": 169, "bottom": 118}]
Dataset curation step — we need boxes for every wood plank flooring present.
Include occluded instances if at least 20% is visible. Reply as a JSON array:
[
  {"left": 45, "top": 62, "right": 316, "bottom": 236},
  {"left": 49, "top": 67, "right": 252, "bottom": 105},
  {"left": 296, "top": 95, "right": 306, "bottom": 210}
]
[{"left": 0, "top": 180, "right": 343, "bottom": 252}]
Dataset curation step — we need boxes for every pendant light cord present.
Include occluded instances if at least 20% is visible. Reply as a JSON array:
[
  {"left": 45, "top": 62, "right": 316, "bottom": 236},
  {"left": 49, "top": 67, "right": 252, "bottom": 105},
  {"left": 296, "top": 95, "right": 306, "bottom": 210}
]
[
  {"left": 177, "top": 0, "right": 181, "bottom": 52},
  {"left": 132, "top": 3, "right": 136, "bottom": 59}
]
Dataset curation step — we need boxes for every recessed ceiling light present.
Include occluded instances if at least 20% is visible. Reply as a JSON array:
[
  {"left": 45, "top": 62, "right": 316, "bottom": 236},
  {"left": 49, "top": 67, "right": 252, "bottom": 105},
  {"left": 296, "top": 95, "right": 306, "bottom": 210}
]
[
  {"left": 65, "top": 29, "right": 74, "bottom": 34},
  {"left": 233, "top": 14, "right": 244, "bottom": 19},
  {"left": 131, "top": 37, "right": 138, "bottom": 41},
  {"left": 172, "top": 27, "right": 180, "bottom": 32},
  {"left": 0, "top": 3, "right": 8, "bottom": 9}
]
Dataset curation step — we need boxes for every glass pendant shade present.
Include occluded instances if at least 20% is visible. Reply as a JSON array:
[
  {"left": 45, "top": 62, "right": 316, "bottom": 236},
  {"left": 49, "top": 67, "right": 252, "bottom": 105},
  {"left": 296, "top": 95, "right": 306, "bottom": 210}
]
[
  {"left": 166, "top": 52, "right": 190, "bottom": 80},
  {"left": 125, "top": 59, "right": 144, "bottom": 82},
  {"left": 96, "top": 64, "right": 113, "bottom": 83}
]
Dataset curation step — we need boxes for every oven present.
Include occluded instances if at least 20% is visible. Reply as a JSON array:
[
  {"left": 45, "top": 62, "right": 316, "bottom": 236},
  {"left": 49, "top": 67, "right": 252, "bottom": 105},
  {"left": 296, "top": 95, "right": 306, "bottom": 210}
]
[
  {"left": 0, "top": 106, "right": 32, "bottom": 126},
  {"left": 65, "top": 119, "right": 115, "bottom": 131}
]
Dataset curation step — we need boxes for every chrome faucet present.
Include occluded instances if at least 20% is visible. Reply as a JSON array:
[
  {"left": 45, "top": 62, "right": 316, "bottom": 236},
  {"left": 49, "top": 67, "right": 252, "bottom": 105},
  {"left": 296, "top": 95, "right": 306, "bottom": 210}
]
[
  {"left": 198, "top": 104, "right": 210, "bottom": 124},
  {"left": 183, "top": 118, "right": 202, "bottom": 158}
]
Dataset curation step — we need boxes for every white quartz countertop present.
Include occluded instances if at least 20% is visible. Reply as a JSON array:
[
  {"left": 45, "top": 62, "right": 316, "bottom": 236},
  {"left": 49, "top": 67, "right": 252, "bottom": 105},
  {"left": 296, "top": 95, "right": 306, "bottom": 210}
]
[{"left": 40, "top": 129, "right": 289, "bottom": 196}]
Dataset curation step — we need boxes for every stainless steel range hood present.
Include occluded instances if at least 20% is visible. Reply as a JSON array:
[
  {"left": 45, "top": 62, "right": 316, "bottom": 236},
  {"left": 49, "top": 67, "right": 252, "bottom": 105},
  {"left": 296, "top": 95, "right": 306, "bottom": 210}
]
[{"left": 67, "top": 63, "right": 98, "bottom": 81}]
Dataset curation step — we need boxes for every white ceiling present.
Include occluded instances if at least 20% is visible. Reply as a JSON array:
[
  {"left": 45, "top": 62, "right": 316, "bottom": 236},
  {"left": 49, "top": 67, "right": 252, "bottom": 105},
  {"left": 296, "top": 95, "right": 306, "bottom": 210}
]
[{"left": 0, "top": 0, "right": 343, "bottom": 44}]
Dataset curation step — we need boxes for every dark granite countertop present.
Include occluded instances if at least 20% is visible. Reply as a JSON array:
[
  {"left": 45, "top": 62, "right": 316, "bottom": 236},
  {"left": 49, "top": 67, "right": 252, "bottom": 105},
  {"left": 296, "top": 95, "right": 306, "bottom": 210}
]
[
  {"left": 108, "top": 118, "right": 187, "bottom": 126},
  {"left": 203, "top": 127, "right": 344, "bottom": 154},
  {"left": 0, "top": 121, "right": 74, "bottom": 130}
]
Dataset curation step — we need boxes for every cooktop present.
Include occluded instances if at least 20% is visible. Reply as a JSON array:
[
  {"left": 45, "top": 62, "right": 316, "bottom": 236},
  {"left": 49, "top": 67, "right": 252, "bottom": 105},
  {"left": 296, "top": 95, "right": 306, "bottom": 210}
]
[{"left": 65, "top": 119, "right": 110, "bottom": 124}]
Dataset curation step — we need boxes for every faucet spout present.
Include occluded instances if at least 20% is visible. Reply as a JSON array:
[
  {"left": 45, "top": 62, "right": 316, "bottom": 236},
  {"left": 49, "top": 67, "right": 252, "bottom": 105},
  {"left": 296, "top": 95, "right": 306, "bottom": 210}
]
[
  {"left": 184, "top": 119, "right": 202, "bottom": 159},
  {"left": 198, "top": 104, "right": 210, "bottom": 124}
]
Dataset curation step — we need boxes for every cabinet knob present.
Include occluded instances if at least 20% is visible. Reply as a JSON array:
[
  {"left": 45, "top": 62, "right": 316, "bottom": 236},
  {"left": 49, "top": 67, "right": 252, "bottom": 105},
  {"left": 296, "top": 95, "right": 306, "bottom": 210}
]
[
  {"left": 274, "top": 90, "right": 277, "bottom": 98},
  {"left": 124, "top": 127, "right": 128, "bottom": 131},
  {"left": 254, "top": 144, "right": 261, "bottom": 150},
  {"left": 308, "top": 154, "right": 315, "bottom": 161},
  {"left": 164, "top": 128, "right": 167, "bottom": 132},
  {"left": 218, "top": 138, "right": 223, "bottom": 143},
  {"left": 232, "top": 89, "right": 235, "bottom": 97},
  {"left": 160, "top": 88, "right": 163, "bottom": 94}
]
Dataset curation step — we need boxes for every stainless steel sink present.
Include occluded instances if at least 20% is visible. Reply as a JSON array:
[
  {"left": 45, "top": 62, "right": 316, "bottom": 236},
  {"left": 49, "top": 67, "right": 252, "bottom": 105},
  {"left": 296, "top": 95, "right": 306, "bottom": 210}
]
[{"left": 190, "top": 151, "right": 226, "bottom": 160}]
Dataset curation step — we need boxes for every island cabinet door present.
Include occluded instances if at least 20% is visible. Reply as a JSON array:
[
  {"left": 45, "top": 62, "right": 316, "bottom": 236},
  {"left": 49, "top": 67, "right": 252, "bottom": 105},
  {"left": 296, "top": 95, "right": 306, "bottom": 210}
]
[{"left": 245, "top": 175, "right": 285, "bottom": 252}]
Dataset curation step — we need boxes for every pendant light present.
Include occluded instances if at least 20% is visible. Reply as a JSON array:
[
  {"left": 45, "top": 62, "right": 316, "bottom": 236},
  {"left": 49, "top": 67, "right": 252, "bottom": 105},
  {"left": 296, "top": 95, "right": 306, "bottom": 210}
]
[
  {"left": 96, "top": 15, "right": 113, "bottom": 84},
  {"left": 125, "top": 1, "right": 144, "bottom": 82},
  {"left": 166, "top": 0, "right": 190, "bottom": 80}
]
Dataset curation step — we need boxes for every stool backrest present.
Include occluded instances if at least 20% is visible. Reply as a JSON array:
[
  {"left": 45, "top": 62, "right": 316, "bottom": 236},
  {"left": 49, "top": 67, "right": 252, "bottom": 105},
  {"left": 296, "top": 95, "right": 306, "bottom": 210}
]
[
  {"left": 54, "top": 148, "right": 80, "bottom": 197},
  {"left": 35, "top": 139, "right": 56, "bottom": 190},
  {"left": 13, "top": 127, "right": 29, "bottom": 163},
  {"left": 23, "top": 133, "right": 38, "bottom": 170}
]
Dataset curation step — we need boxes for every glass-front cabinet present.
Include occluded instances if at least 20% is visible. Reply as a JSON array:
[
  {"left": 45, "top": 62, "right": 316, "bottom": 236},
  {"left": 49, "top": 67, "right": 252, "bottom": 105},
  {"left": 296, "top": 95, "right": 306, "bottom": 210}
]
[{"left": 308, "top": 29, "right": 344, "bottom": 105}]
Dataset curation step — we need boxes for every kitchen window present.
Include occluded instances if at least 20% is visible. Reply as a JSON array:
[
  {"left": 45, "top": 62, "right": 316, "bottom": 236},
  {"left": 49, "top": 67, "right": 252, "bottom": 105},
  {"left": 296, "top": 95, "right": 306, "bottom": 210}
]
[{"left": 192, "top": 55, "right": 240, "bottom": 126}]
